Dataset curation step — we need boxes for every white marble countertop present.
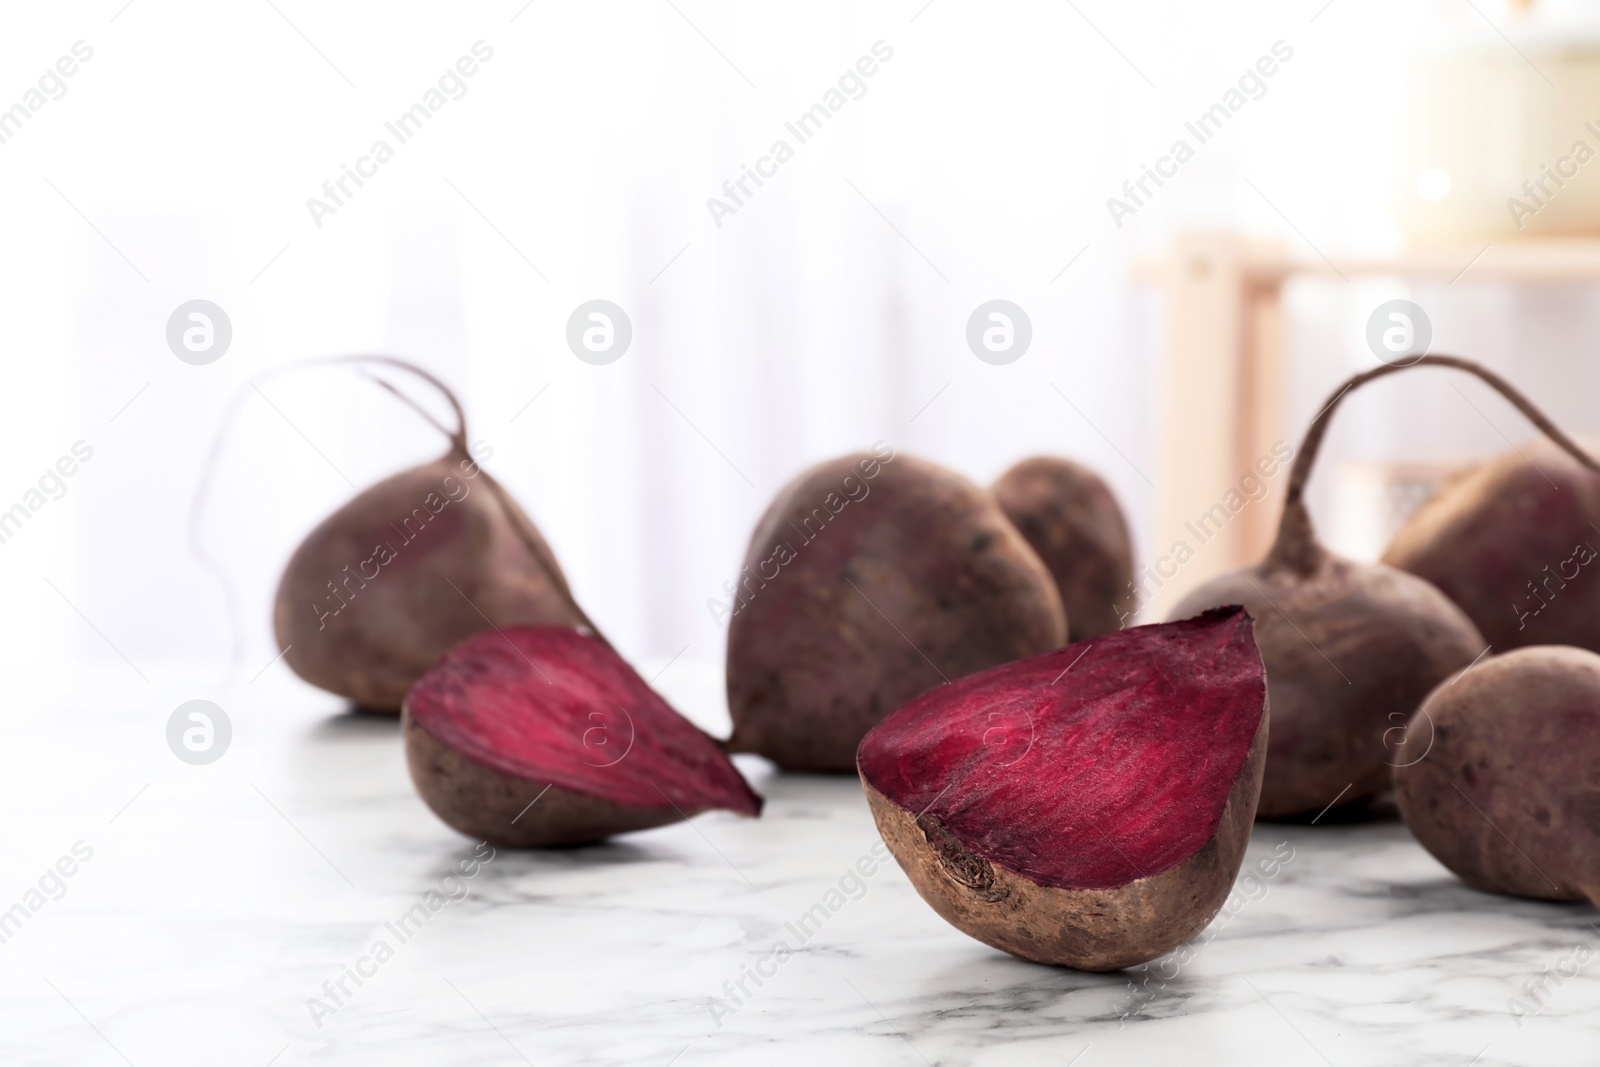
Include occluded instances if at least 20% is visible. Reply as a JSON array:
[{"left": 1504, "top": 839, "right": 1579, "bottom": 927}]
[{"left": 5, "top": 662, "right": 1598, "bottom": 1066}]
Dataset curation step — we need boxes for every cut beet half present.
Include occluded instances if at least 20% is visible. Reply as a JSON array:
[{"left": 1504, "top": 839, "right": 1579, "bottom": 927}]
[
  {"left": 857, "top": 606, "right": 1268, "bottom": 970},
  {"left": 403, "top": 626, "right": 762, "bottom": 848}
]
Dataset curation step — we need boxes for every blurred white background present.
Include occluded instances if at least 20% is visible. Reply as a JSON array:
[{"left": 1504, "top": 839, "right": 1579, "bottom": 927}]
[{"left": 4, "top": 0, "right": 1600, "bottom": 696}]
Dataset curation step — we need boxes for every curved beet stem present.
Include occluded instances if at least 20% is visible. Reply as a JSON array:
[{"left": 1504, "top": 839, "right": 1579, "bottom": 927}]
[
  {"left": 1269, "top": 354, "right": 1600, "bottom": 575},
  {"left": 359, "top": 372, "right": 467, "bottom": 453},
  {"left": 319, "top": 354, "right": 469, "bottom": 453}
]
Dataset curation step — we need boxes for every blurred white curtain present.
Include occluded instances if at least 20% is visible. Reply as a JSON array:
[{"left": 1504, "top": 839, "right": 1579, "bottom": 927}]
[{"left": 0, "top": 0, "right": 1593, "bottom": 691}]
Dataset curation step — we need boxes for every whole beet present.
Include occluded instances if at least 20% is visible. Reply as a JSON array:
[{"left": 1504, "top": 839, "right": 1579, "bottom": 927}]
[
  {"left": 992, "top": 456, "right": 1135, "bottom": 640},
  {"left": 1384, "top": 436, "right": 1600, "bottom": 654},
  {"left": 1394, "top": 645, "right": 1600, "bottom": 906},
  {"left": 726, "top": 447, "right": 1066, "bottom": 772},
  {"left": 1166, "top": 358, "right": 1574, "bottom": 818},
  {"left": 273, "top": 359, "right": 599, "bottom": 712}
]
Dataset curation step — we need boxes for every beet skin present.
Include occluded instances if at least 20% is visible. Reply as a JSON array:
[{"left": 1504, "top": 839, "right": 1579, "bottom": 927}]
[
  {"left": 1169, "top": 358, "right": 1531, "bottom": 819},
  {"left": 1170, "top": 544, "right": 1483, "bottom": 818},
  {"left": 726, "top": 448, "right": 1066, "bottom": 772},
  {"left": 275, "top": 444, "right": 594, "bottom": 712},
  {"left": 404, "top": 626, "right": 761, "bottom": 848},
  {"left": 1384, "top": 436, "right": 1600, "bottom": 656},
  {"left": 858, "top": 607, "right": 1268, "bottom": 970},
  {"left": 1394, "top": 646, "right": 1600, "bottom": 906},
  {"left": 993, "top": 455, "right": 1135, "bottom": 640}
]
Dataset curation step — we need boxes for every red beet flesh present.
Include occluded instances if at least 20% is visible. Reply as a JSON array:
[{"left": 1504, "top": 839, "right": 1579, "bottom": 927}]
[
  {"left": 404, "top": 626, "right": 761, "bottom": 846},
  {"left": 858, "top": 607, "right": 1269, "bottom": 969}
]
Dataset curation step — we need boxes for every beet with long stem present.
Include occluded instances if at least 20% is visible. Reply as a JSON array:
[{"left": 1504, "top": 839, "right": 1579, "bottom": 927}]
[
  {"left": 1170, "top": 356, "right": 1595, "bottom": 819},
  {"left": 271, "top": 357, "right": 602, "bottom": 712}
]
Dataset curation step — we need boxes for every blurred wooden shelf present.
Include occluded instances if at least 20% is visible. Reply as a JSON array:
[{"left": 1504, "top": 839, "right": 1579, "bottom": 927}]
[
  {"left": 1134, "top": 236, "right": 1600, "bottom": 285},
  {"left": 1135, "top": 233, "right": 1600, "bottom": 619}
]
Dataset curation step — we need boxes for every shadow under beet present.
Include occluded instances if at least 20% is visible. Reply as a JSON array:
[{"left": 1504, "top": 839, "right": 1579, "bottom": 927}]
[
  {"left": 310, "top": 706, "right": 403, "bottom": 739},
  {"left": 1259, "top": 791, "right": 1402, "bottom": 826}
]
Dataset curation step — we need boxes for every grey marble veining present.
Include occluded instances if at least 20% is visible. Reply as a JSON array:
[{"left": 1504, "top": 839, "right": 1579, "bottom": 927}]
[{"left": 3, "top": 665, "right": 1597, "bottom": 1066}]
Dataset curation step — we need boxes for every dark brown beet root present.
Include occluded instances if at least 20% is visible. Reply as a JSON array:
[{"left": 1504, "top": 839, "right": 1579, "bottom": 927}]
[
  {"left": 726, "top": 448, "right": 1066, "bottom": 772},
  {"left": 1166, "top": 358, "right": 1532, "bottom": 819},
  {"left": 273, "top": 359, "right": 599, "bottom": 712},
  {"left": 858, "top": 607, "right": 1268, "bottom": 970},
  {"left": 1384, "top": 436, "right": 1600, "bottom": 654},
  {"left": 992, "top": 456, "right": 1135, "bottom": 641},
  {"left": 404, "top": 626, "right": 761, "bottom": 848},
  {"left": 1394, "top": 646, "right": 1600, "bottom": 906}
]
